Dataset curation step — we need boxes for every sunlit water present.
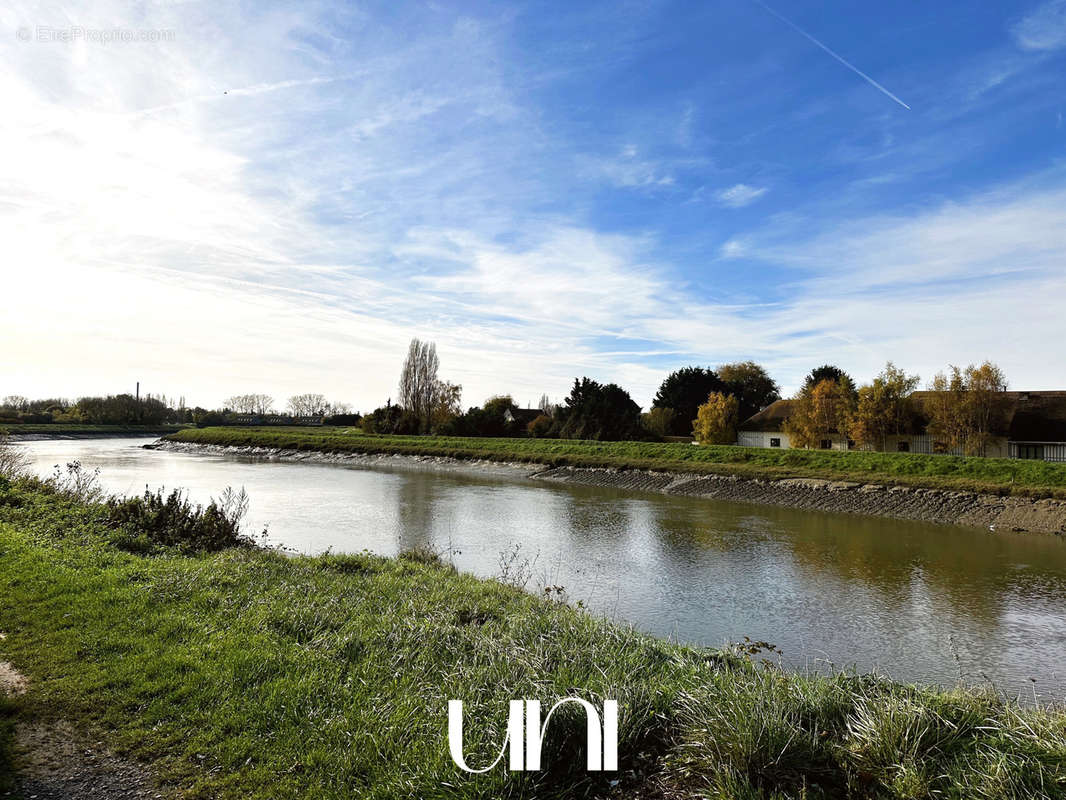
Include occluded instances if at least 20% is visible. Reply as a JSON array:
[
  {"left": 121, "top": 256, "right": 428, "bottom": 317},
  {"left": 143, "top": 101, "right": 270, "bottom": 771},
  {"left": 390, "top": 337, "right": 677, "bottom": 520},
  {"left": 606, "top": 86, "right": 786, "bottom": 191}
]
[{"left": 18, "top": 437, "right": 1066, "bottom": 701}]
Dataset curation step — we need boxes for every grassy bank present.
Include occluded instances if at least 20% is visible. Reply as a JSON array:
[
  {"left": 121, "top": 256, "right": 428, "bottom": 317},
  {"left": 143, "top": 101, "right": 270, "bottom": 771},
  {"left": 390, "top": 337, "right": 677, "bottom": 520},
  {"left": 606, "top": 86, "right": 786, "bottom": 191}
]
[
  {"left": 5, "top": 423, "right": 190, "bottom": 437},
  {"left": 2, "top": 478, "right": 1066, "bottom": 799},
  {"left": 167, "top": 426, "right": 1066, "bottom": 499}
]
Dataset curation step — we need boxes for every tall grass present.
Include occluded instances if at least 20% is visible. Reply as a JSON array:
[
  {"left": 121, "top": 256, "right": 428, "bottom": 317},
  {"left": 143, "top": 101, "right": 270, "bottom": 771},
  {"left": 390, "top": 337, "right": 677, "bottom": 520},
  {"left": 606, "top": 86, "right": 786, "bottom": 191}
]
[
  {"left": 168, "top": 426, "right": 1066, "bottom": 498},
  {"left": 1, "top": 479, "right": 1065, "bottom": 798}
]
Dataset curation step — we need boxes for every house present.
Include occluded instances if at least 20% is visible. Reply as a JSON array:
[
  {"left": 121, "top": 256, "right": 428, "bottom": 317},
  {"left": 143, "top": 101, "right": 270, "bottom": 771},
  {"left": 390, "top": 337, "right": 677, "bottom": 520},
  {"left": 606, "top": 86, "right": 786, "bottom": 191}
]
[
  {"left": 736, "top": 399, "right": 799, "bottom": 450},
  {"left": 736, "top": 391, "right": 1066, "bottom": 462}
]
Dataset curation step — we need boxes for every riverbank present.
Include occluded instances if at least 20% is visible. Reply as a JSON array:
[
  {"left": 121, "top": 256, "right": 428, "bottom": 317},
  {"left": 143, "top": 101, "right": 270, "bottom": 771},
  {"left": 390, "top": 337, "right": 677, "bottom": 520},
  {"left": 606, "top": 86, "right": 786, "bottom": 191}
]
[
  {"left": 6, "top": 424, "right": 189, "bottom": 440},
  {"left": 165, "top": 427, "right": 1066, "bottom": 498},
  {"left": 2, "top": 477, "right": 1065, "bottom": 799},
  {"left": 156, "top": 437, "right": 1066, "bottom": 534}
]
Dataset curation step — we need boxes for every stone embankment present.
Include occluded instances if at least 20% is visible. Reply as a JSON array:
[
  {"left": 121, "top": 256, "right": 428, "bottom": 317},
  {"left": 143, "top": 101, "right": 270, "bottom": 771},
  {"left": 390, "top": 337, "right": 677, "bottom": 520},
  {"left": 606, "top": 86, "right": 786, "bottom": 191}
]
[
  {"left": 153, "top": 441, "right": 1066, "bottom": 534},
  {"left": 535, "top": 467, "right": 1066, "bottom": 534}
]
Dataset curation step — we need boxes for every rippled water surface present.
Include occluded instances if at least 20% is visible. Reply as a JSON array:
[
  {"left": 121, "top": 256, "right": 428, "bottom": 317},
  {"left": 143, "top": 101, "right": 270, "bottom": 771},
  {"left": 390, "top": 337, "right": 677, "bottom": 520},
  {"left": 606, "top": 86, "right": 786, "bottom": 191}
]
[{"left": 19, "top": 437, "right": 1066, "bottom": 700}]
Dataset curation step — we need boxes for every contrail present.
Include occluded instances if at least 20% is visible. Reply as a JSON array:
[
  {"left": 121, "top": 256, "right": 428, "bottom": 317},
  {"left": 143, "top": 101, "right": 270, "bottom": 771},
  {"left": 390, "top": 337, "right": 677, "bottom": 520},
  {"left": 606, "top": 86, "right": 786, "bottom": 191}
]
[{"left": 750, "top": 0, "right": 911, "bottom": 110}]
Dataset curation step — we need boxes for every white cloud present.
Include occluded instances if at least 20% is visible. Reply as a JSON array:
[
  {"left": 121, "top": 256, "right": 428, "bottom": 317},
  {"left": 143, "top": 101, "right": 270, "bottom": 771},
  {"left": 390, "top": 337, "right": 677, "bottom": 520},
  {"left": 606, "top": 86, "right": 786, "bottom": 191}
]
[
  {"left": 1012, "top": 0, "right": 1066, "bottom": 51},
  {"left": 2, "top": 0, "right": 1065, "bottom": 413},
  {"left": 715, "top": 183, "right": 768, "bottom": 207}
]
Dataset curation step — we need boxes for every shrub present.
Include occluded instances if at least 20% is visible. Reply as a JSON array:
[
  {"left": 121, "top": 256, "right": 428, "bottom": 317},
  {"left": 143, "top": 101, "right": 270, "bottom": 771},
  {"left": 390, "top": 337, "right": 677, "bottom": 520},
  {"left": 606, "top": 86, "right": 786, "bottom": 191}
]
[
  {"left": 527, "top": 414, "right": 553, "bottom": 438},
  {"left": 106, "top": 485, "right": 253, "bottom": 553},
  {"left": 0, "top": 436, "right": 29, "bottom": 480},
  {"left": 195, "top": 411, "right": 227, "bottom": 428},
  {"left": 324, "top": 413, "right": 362, "bottom": 426}
]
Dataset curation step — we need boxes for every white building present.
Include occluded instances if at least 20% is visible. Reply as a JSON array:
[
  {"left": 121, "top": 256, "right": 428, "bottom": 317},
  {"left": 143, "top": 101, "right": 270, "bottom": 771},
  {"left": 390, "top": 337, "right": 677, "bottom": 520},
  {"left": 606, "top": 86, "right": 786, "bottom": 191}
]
[{"left": 736, "top": 391, "right": 1066, "bottom": 462}]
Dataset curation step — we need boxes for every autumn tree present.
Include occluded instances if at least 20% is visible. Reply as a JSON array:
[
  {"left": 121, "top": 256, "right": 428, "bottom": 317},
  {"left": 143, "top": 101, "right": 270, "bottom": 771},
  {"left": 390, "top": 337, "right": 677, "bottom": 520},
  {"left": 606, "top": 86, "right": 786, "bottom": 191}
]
[
  {"left": 849, "top": 362, "right": 920, "bottom": 451},
  {"left": 718, "top": 361, "right": 781, "bottom": 421},
  {"left": 926, "top": 362, "right": 1009, "bottom": 456},
  {"left": 430, "top": 381, "right": 463, "bottom": 430},
  {"left": 693, "top": 392, "right": 739, "bottom": 445},
  {"left": 802, "top": 365, "right": 857, "bottom": 398},
  {"left": 652, "top": 367, "right": 727, "bottom": 436},
  {"left": 785, "top": 378, "right": 856, "bottom": 449}
]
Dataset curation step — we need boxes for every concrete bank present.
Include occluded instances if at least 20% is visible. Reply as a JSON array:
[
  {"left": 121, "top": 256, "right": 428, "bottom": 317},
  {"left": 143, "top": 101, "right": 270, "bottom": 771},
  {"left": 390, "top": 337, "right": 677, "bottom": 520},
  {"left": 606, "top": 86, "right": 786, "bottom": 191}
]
[{"left": 152, "top": 441, "right": 1066, "bottom": 535}]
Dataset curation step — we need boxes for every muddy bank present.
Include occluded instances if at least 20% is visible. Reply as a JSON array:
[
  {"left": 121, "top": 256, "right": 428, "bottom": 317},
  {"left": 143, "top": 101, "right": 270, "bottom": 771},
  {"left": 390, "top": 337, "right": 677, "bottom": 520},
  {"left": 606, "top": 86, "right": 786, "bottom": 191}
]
[
  {"left": 150, "top": 440, "right": 535, "bottom": 478},
  {"left": 9, "top": 431, "right": 176, "bottom": 441},
  {"left": 152, "top": 441, "right": 1066, "bottom": 534}
]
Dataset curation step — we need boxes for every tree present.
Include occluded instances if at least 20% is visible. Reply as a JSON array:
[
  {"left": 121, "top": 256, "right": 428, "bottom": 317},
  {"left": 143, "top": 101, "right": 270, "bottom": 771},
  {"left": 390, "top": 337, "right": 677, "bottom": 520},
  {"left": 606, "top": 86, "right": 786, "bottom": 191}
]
[
  {"left": 718, "top": 361, "right": 781, "bottom": 421},
  {"left": 693, "top": 392, "right": 739, "bottom": 445},
  {"left": 652, "top": 367, "right": 727, "bottom": 436},
  {"left": 803, "top": 365, "right": 856, "bottom": 398},
  {"left": 251, "top": 394, "right": 274, "bottom": 414},
  {"left": 926, "top": 362, "right": 1009, "bottom": 456},
  {"left": 223, "top": 394, "right": 274, "bottom": 414},
  {"left": 536, "top": 394, "right": 558, "bottom": 417},
  {"left": 785, "top": 379, "right": 856, "bottom": 449},
  {"left": 553, "top": 378, "right": 642, "bottom": 440},
  {"left": 1, "top": 396, "right": 29, "bottom": 412},
  {"left": 398, "top": 339, "right": 441, "bottom": 433},
  {"left": 430, "top": 381, "right": 463, "bottom": 431},
  {"left": 362, "top": 403, "right": 419, "bottom": 435},
  {"left": 849, "top": 362, "right": 920, "bottom": 451},
  {"left": 527, "top": 414, "right": 553, "bottom": 438},
  {"left": 640, "top": 407, "right": 677, "bottom": 438},
  {"left": 287, "top": 394, "right": 328, "bottom": 417}
]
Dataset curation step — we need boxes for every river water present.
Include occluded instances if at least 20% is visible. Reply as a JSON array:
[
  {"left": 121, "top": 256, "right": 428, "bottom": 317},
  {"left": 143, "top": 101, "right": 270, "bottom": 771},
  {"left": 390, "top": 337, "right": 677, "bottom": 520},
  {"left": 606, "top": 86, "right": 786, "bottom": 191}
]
[{"left": 18, "top": 437, "right": 1066, "bottom": 701}]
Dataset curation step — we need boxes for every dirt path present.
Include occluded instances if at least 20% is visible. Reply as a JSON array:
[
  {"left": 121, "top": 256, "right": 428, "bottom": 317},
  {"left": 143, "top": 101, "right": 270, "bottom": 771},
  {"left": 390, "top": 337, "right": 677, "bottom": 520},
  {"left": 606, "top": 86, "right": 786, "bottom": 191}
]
[{"left": 1, "top": 646, "right": 161, "bottom": 800}]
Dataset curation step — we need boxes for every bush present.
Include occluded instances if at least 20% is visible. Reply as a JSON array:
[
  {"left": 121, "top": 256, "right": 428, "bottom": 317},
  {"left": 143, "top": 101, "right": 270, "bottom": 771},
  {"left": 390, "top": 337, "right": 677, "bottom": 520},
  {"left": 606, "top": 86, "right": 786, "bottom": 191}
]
[
  {"left": 0, "top": 437, "right": 29, "bottom": 480},
  {"left": 195, "top": 411, "right": 227, "bottom": 428},
  {"left": 324, "top": 413, "right": 362, "bottom": 426},
  {"left": 527, "top": 414, "right": 554, "bottom": 438},
  {"left": 106, "top": 486, "right": 253, "bottom": 553}
]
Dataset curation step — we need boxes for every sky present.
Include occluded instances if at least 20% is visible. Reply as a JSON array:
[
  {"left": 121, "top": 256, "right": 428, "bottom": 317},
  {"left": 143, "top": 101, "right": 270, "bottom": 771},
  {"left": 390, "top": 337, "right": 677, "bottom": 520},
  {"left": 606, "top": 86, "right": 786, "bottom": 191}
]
[{"left": 2, "top": 0, "right": 1065, "bottom": 412}]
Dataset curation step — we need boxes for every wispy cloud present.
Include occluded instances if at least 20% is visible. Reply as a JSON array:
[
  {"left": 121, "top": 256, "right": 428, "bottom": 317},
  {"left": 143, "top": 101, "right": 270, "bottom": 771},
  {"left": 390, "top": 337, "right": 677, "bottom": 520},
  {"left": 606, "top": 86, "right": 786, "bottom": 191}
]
[
  {"left": 2, "top": 0, "right": 1064, "bottom": 411},
  {"left": 1012, "top": 0, "right": 1066, "bottom": 50},
  {"left": 715, "top": 184, "right": 768, "bottom": 207}
]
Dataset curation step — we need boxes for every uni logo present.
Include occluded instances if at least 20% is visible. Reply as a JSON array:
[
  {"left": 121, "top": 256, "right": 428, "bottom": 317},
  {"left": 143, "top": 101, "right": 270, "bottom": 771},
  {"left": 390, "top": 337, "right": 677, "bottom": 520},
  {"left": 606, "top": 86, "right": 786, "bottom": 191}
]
[{"left": 448, "top": 698, "right": 618, "bottom": 773}]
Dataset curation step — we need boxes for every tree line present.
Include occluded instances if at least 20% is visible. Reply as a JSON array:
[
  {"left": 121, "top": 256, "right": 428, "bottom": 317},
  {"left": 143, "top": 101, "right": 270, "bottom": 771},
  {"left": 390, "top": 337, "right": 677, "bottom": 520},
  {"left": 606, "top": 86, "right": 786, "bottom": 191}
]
[
  {"left": 689, "top": 361, "right": 1012, "bottom": 456},
  {"left": 358, "top": 340, "right": 783, "bottom": 442},
  {"left": 3, "top": 346, "right": 1016, "bottom": 453},
  {"left": 0, "top": 393, "right": 189, "bottom": 426}
]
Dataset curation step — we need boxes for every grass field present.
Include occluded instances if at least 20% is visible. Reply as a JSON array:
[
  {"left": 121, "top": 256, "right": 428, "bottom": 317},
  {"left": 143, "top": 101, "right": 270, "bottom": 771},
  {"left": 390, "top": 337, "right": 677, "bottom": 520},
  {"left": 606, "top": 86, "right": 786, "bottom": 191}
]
[
  {"left": 167, "top": 426, "right": 1066, "bottom": 498},
  {"left": 2, "top": 476, "right": 1066, "bottom": 798}
]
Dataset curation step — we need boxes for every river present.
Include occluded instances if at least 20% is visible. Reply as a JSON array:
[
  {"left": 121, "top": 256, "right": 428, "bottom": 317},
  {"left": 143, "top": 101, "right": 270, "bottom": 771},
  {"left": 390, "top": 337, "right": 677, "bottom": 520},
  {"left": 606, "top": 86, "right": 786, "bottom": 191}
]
[{"left": 18, "top": 436, "right": 1066, "bottom": 701}]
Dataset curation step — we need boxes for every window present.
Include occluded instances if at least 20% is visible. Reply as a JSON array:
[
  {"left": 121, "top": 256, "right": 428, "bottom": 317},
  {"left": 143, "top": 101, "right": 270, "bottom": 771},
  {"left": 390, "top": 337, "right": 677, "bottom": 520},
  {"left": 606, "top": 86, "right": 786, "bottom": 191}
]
[
  {"left": 770, "top": 437, "right": 780, "bottom": 448},
  {"left": 820, "top": 439, "right": 832, "bottom": 450},
  {"left": 897, "top": 440, "right": 910, "bottom": 452}
]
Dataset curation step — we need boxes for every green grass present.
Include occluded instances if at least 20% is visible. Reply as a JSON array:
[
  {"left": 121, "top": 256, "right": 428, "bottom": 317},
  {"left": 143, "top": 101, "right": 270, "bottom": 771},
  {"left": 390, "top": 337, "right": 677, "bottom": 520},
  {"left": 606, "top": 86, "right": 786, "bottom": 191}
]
[
  {"left": 2, "top": 479, "right": 1066, "bottom": 798},
  {"left": 167, "top": 426, "right": 1066, "bottom": 499},
  {"left": 4, "top": 423, "right": 190, "bottom": 436}
]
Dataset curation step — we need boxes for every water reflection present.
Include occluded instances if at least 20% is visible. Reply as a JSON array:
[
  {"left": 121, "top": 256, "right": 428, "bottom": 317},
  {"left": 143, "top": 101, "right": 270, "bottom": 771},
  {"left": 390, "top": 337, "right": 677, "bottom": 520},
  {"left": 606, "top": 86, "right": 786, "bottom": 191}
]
[{"left": 17, "top": 437, "right": 1066, "bottom": 701}]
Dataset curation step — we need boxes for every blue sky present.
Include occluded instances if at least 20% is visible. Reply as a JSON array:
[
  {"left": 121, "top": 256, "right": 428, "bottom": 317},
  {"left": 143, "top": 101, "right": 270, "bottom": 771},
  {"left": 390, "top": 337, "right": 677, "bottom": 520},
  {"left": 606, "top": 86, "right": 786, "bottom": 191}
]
[{"left": 3, "top": 0, "right": 1065, "bottom": 410}]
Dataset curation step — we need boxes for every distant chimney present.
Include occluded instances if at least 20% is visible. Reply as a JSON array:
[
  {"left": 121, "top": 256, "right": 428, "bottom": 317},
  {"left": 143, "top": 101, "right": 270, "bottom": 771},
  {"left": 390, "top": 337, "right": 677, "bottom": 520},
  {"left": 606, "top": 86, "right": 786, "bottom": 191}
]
[{"left": 136, "top": 381, "right": 140, "bottom": 402}]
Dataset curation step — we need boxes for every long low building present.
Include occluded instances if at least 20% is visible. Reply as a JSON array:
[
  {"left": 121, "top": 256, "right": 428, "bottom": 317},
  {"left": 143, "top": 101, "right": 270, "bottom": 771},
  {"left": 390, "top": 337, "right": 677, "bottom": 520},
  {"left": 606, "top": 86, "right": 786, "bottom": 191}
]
[{"left": 737, "top": 391, "right": 1066, "bottom": 462}]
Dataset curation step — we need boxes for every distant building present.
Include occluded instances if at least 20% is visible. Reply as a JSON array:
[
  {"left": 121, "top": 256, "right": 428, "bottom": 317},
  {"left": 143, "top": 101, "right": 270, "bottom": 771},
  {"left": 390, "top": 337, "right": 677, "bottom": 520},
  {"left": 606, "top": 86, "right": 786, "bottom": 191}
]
[
  {"left": 230, "top": 413, "right": 324, "bottom": 426},
  {"left": 736, "top": 391, "right": 1066, "bottom": 462}
]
